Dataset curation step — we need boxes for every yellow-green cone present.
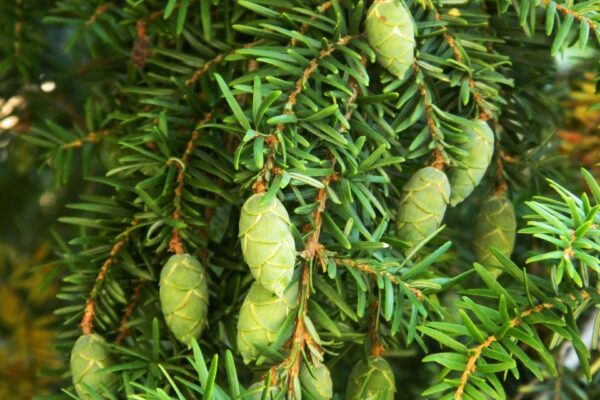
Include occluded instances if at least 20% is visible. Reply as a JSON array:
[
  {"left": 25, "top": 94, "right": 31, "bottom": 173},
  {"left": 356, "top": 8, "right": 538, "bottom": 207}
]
[
  {"left": 70, "top": 334, "right": 116, "bottom": 399},
  {"left": 159, "top": 254, "right": 209, "bottom": 345},
  {"left": 366, "top": 0, "right": 415, "bottom": 80},
  {"left": 237, "top": 280, "right": 298, "bottom": 364},
  {"left": 473, "top": 195, "right": 516, "bottom": 276},
  {"left": 301, "top": 363, "right": 333, "bottom": 399},
  {"left": 396, "top": 167, "right": 450, "bottom": 247},
  {"left": 449, "top": 121, "right": 495, "bottom": 206},
  {"left": 239, "top": 193, "right": 296, "bottom": 297},
  {"left": 345, "top": 357, "right": 396, "bottom": 400}
]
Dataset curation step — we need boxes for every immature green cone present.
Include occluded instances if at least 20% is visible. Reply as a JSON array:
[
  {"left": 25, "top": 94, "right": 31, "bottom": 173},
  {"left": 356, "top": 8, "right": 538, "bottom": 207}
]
[
  {"left": 345, "top": 357, "right": 396, "bottom": 400},
  {"left": 396, "top": 166, "right": 450, "bottom": 246},
  {"left": 473, "top": 195, "right": 516, "bottom": 276},
  {"left": 237, "top": 280, "right": 298, "bottom": 364},
  {"left": 159, "top": 254, "right": 209, "bottom": 345},
  {"left": 70, "top": 334, "right": 116, "bottom": 399},
  {"left": 301, "top": 363, "right": 333, "bottom": 399},
  {"left": 239, "top": 193, "right": 296, "bottom": 297},
  {"left": 366, "top": 0, "right": 415, "bottom": 80},
  {"left": 449, "top": 121, "right": 495, "bottom": 206}
]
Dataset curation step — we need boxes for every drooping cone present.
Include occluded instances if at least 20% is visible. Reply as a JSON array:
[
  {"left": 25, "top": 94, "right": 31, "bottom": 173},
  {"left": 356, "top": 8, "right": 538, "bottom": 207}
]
[
  {"left": 301, "top": 363, "right": 333, "bottom": 399},
  {"left": 159, "top": 254, "right": 209, "bottom": 345},
  {"left": 345, "top": 357, "right": 396, "bottom": 400},
  {"left": 366, "top": 0, "right": 416, "bottom": 80},
  {"left": 473, "top": 195, "right": 516, "bottom": 276},
  {"left": 396, "top": 167, "right": 450, "bottom": 247},
  {"left": 449, "top": 121, "right": 495, "bottom": 206},
  {"left": 70, "top": 334, "right": 116, "bottom": 399},
  {"left": 237, "top": 280, "right": 298, "bottom": 364},
  {"left": 239, "top": 193, "right": 296, "bottom": 296}
]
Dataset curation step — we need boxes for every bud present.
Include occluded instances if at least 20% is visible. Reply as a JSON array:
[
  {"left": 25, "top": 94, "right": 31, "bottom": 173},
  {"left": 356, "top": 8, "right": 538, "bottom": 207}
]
[
  {"left": 473, "top": 195, "right": 516, "bottom": 276},
  {"left": 366, "top": 0, "right": 416, "bottom": 80},
  {"left": 301, "top": 363, "right": 333, "bottom": 399},
  {"left": 239, "top": 193, "right": 296, "bottom": 297},
  {"left": 396, "top": 167, "right": 450, "bottom": 246},
  {"left": 159, "top": 254, "right": 209, "bottom": 345},
  {"left": 449, "top": 121, "right": 495, "bottom": 206},
  {"left": 70, "top": 334, "right": 116, "bottom": 399},
  {"left": 237, "top": 280, "right": 298, "bottom": 364},
  {"left": 346, "top": 357, "right": 396, "bottom": 400}
]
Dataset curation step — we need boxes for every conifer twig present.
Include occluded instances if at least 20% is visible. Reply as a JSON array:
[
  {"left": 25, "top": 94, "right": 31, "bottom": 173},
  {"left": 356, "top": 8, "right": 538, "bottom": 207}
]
[
  {"left": 494, "top": 155, "right": 508, "bottom": 196},
  {"left": 413, "top": 61, "right": 448, "bottom": 169},
  {"left": 370, "top": 301, "right": 384, "bottom": 357},
  {"left": 540, "top": 0, "right": 598, "bottom": 32},
  {"left": 61, "top": 130, "right": 111, "bottom": 149},
  {"left": 132, "top": 20, "right": 151, "bottom": 69},
  {"left": 254, "top": 33, "right": 357, "bottom": 192},
  {"left": 453, "top": 292, "right": 597, "bottom": 399},
  {"left": 115, "top": 279, "right": 145, "bottom": 344},
  {"left": 426, "top": 3, "right": 494, "bottom": 119},
  {"left": 185, "top": 41, "right": 261, "bottom": 86},
  {"left": 334, "top": 258, "right": 424, "bottom": 301},
  {"left": 285, "top": 170, "right": 338, "bottom": 396},
  {"left": 168, "top": 112, "right": 213, "bottom": 254},
  {"left": 290, "top": 1, "right": 334, "bottom": 47},
  {"left": 80, "top": 219, "right": 139, "bottom": 335},
  {"left": 84, "top": 3, "right": 113, "bottom": 28},
  {"left": 279, "top": 34, "right": 357, "bottom": 133}
]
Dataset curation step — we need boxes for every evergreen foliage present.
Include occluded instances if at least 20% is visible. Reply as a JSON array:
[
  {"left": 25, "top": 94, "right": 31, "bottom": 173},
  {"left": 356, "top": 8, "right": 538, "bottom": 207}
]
[{"left": 0, "top": 0, "right": 599, "bottom": 399}]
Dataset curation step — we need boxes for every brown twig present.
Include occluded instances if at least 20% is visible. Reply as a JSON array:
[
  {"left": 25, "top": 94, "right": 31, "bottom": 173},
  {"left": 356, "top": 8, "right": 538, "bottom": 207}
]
[
  {"left": 115, "top": 279, "right": 145, "bottom": 344},
  {"left": 285, "top": 171, "right": 338, "bottom": 396},
  {"left": 84, "top": 3, "right": 113, "bottom": 29},
  {"left": 426, "top": 3, "right": 493, "bottom": 119},
  {"left": 370, "top": 301, "right": 384, "bottom": 357},
  {"left": 339, "top": 74, "right": 361, "bottom": 134},
  {"left": 413, "top": 61, "right": 448, "bottom": 169},
  {"left": 279, "top": 34, "right": 356, "bottom": 134},
  {"left": 61, "top": 130, "right": 111, "bottom": 149},
  {"left": 80, "top": 219, "right": 140, "bottom": 335},
  {"left": 253, "top": 33, "right": 356, "bottom": 192},
  {"left": 290, "top": 1, "right": 334, "bottom": 47},
  {"left": 132, "top": 20, "right": 151, "bottom": 69},
  {"left": 494, "top": 155, "right": 508, "bottom": 196},
  {"left": 431, "top": 8, "right": 463, "bottom": 64},
  {"left": 334, "top": 258, "right": 425, "bottom": 301},
  {"left": 185, "top": 53, "right": 226, "bottom": 86},
  {"left": 185, "top": 40, "right": 261, "bottom": 86},
  {"left": 454, "top": 302, "right": 556, "bottom": 399},
  {"left": 168, "top": 113, "right": 213, "bottom": 254},
  {"left": 540, "top": 0, "right": 598, "bottom": 32}
]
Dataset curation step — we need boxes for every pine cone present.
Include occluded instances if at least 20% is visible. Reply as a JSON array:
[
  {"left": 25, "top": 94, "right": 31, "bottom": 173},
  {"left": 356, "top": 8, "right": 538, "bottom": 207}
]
[
  {"left": 301, "top": 363, "right": 333, "bottom": 399},
  {"left": 366, "top": 0, "right": 415, "bottom": 79},
  {"left": 239, "top": 193, "right": 296, "bottom": 297},
  {"left": 159, "top": 254, "right": 209, "bottom": 345},
  {"left": 345, "top": 357, "right": 396, "bottom": 400},
  {"left": 70, "top": 334, "right": 115, "bottom": 399},
  {"left": 396, "top": 167, "right": 450, "bottom": 247},
  {"left": 473, "top": 195, "right": 516, "bottom": 275},
  {"left": 449, "top": 121, "right": 495, "bottom": 206},
  {"left": 237, "top": 280, "right": 298, "bottom": 364}
]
